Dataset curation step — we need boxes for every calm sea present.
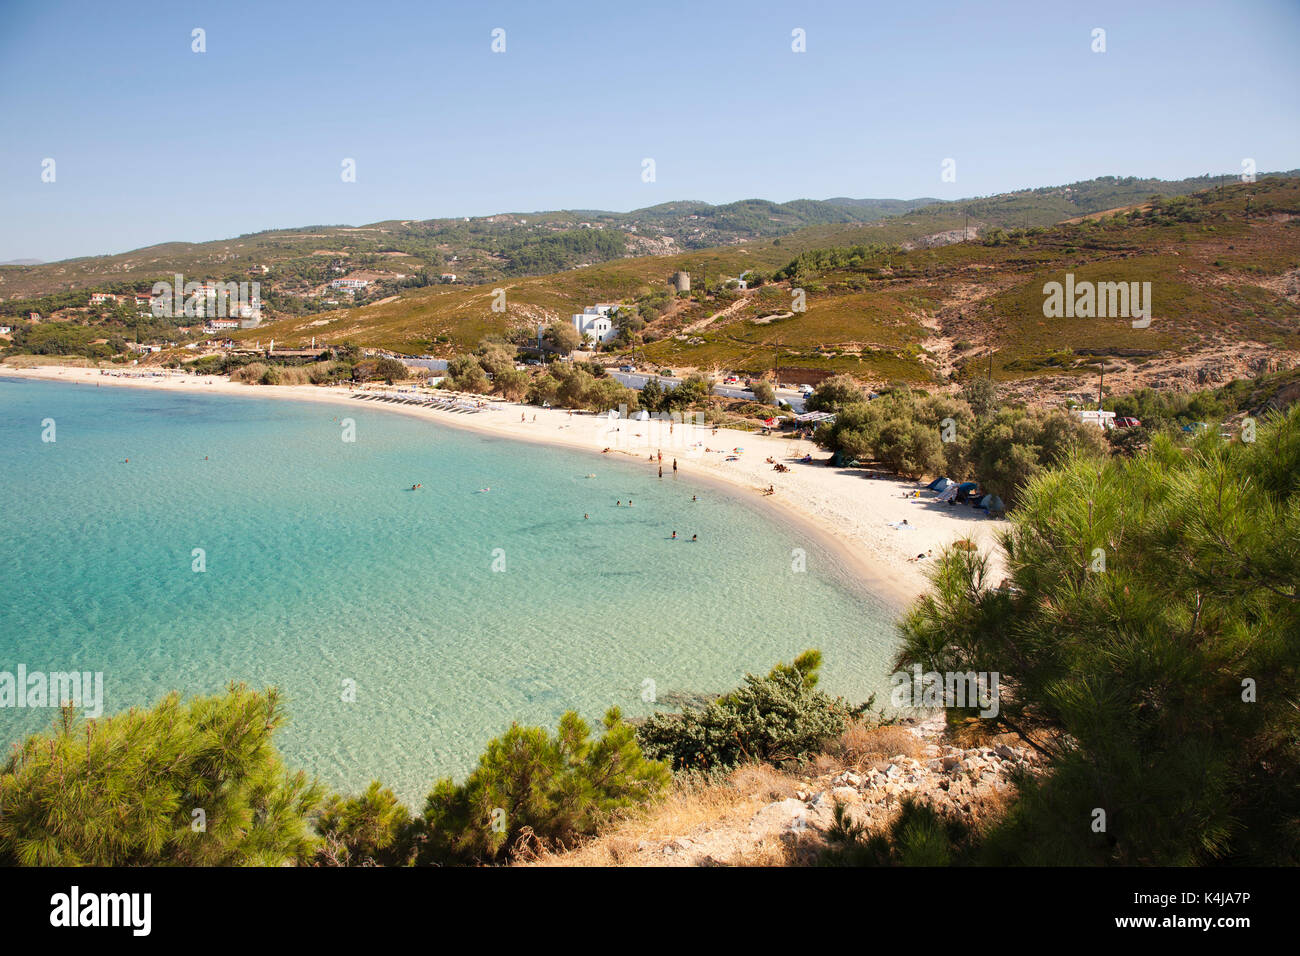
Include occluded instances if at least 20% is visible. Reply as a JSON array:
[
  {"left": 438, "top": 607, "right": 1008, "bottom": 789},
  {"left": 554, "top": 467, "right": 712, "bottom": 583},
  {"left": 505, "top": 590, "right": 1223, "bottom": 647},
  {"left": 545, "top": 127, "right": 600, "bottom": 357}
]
[{"left": 0, "top": 377, "right": 900, "bottom": 804}]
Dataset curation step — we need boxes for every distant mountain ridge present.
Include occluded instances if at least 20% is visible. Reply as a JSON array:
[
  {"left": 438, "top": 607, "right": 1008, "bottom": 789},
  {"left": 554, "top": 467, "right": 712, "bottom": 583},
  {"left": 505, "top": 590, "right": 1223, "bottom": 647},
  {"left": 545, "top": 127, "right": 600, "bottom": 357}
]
[{"left": 2, "top": 171, "right": 1296, "bottom": 306}]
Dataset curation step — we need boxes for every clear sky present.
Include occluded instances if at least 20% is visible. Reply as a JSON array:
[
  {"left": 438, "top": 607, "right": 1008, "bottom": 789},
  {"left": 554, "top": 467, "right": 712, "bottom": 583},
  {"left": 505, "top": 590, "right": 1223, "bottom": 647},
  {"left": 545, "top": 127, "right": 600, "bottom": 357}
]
[{"left": 1, "top": 0, "right": 1297, "bottom": 262}]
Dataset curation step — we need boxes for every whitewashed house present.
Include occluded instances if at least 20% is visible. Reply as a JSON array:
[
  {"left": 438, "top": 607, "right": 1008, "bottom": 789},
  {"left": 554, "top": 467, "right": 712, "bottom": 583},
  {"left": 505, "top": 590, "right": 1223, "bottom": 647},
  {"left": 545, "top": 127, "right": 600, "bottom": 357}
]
[{"left": 571, "top": 304, "right": 621, "bottom": 344}]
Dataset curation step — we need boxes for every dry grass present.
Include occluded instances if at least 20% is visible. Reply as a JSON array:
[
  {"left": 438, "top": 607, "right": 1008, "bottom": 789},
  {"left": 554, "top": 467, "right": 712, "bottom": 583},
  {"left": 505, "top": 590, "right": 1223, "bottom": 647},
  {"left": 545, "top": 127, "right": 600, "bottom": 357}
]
[
  {"left": 820, "top": 720, "right": 924, "bottom": 773},
  {"left": 1, "top": 354, "right": 98, "bottom": 368},
  {"left": 526, "top": 763, "right": 803, "bottom": 867}
]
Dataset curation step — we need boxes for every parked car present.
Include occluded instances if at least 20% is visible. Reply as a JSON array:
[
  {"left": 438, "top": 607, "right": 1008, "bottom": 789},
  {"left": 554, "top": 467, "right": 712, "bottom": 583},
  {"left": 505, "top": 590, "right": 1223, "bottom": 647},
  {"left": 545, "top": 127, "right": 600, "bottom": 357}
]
[
  {"left": 1114, "top": 417, "right": 1142, "bottom": 428},
  {"left": 798, "top": 384, "right": 815, "bottom": 396},
  {"left": 619, "top": 365, "right": 635, "bottom": 372}
]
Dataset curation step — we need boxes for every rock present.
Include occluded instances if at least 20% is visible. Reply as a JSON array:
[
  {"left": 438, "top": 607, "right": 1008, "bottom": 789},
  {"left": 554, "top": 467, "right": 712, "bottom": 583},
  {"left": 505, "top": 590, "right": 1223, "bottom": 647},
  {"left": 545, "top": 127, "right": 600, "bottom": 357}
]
[{"left": 751, "top": 797, "right": 808, "bottom": 832}]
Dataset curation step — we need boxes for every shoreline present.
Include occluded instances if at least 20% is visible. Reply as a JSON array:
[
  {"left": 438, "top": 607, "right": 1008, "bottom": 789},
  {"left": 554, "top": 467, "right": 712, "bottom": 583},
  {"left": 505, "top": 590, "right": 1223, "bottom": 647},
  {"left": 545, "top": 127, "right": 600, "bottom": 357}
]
[{"left": 1, "top": 364, "right": 1007, "bottom": 611}]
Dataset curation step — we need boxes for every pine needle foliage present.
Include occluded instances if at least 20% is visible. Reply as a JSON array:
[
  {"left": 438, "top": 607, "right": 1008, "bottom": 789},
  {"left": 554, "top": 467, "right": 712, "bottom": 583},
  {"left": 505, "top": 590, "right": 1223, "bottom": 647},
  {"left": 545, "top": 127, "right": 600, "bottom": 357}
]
[
  {"left": 416, "top": 708, "right": 670, "bottom": 865},
  {"left": 0, "top": 684, "right": 323, "bottom": 866},
  {"left": 315, "top": 781, "right": 414, "bottom": 866},
  {"left": 637, "top": 650, "right": 852, "bottom": 771},
  {"left": 896, "top": 405, "right": 1300, "bottom": 864}
]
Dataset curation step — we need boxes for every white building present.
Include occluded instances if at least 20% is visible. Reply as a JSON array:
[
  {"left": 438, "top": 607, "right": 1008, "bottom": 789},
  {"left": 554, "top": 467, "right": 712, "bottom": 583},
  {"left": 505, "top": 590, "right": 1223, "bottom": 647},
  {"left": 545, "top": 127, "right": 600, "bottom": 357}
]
[
  {"left": 330, "top": 277, "right": 371, "bottom": 290},
  {"left": 1072, "top": 409, "right": 1116, "bottom": 429},
  {"left": 571, "top": 304, "right": 621, "bottom": 344}
]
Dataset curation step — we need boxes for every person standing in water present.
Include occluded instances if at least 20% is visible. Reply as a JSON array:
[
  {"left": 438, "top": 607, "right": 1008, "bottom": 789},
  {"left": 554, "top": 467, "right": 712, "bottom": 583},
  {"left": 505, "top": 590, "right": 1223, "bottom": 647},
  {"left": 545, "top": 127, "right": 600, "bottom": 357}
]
[{"left": 672, "top": 458, "right": 677, "bottom": 474}]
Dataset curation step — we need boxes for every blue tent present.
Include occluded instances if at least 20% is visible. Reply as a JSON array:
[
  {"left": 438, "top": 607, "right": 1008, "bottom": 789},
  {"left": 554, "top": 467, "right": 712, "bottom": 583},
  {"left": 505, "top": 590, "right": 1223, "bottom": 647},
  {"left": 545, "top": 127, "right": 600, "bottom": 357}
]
[
  {"left": 927, "top": 477, "right": 953, "bottom": 492},
  {"left": 955, "top": 482, "right": 979, "bottom": 502}
]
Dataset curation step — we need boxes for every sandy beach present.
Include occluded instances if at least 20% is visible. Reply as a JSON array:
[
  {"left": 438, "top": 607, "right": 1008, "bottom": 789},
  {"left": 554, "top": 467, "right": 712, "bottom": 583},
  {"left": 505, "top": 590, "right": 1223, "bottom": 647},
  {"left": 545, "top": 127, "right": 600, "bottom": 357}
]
[{"left": 1, "top": 364, "right": 1006, "bottom": 610}]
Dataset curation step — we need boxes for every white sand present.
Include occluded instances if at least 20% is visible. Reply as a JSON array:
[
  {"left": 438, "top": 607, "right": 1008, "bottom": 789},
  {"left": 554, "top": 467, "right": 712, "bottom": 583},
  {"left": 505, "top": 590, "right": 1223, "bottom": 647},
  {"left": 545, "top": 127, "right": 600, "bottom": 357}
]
[{"left": 2, "top": 364, "right": 1006, "bottom": 610}]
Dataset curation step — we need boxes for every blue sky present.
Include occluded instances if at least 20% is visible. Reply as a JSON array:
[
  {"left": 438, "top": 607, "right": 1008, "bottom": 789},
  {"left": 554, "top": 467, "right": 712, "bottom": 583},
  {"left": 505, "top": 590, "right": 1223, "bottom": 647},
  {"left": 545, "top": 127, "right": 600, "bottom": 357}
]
[{"left": 1, "top": 0, "right": 1297, "bottom": 262}]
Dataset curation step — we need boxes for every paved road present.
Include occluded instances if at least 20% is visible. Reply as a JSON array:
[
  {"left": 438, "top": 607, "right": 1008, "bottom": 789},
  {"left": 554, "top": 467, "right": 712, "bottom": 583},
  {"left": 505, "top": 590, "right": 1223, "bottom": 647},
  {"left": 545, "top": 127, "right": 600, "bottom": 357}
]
[{"left": 607, "top": 371, "right": 806, "bottom": 413}]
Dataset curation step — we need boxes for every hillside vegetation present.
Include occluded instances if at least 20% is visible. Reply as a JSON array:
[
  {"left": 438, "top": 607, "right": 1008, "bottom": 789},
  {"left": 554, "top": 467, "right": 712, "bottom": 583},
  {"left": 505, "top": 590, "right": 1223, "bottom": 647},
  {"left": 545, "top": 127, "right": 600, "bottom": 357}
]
[{"left": 230, "top": 177, "right": 1300, "bottom": 398}]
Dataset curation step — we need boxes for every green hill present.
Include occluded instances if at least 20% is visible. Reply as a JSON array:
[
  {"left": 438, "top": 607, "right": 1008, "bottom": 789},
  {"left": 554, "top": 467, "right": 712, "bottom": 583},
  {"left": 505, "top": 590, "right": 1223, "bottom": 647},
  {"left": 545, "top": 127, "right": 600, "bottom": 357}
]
[{"left": 230, "top": 177, "right": 1300, "bottom": 398}]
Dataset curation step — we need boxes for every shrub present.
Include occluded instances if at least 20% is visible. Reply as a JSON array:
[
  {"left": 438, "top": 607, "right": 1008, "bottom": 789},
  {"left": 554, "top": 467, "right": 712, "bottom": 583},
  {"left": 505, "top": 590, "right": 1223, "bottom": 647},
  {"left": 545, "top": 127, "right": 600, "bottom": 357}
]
[
  {"left": 806, "top": 374, "right": 865, "bottom": 412},
  {"left": 416, "top": 708, "right": 670, "bottom": 864},
  {"left": 751, "top": 379, "right": 776, "bottom": 404},
  {"left": 315, "top": 781, "right": 413, "bottom": 867},
  {"left": 820, "top": 797, "right": 975, "bottom": 866},
  {"left": 0, "top": 685, "right": 323, "bottom": 866},
  {"left": 897, "top": 405, "right": 1300, "bottom": 864},
  {"left": 637, "top": 650, "right": 852, "bottom": 771},
  {"left": 230, "top": 361, "right": 269, "bottom": 383}
]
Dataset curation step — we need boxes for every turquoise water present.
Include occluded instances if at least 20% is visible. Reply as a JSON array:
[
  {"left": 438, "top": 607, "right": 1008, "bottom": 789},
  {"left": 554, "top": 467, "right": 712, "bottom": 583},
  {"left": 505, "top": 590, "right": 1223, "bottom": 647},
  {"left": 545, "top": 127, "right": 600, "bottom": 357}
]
[{"left": 0, "top": 377, "right": 900, "bottom": 805}]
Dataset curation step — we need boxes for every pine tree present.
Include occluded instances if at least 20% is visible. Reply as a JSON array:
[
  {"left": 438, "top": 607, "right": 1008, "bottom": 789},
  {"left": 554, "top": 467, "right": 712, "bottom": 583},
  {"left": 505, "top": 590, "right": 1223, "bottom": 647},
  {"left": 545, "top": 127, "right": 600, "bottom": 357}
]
[
  {"left": 896, "top": 405, "right": 1300, "bottom": 864},
  {"left": 416, "top": 708, "right": 670, "bottom": 864},
  {"left": 0, "top": 684, "right": 323, "bottom": 866}
]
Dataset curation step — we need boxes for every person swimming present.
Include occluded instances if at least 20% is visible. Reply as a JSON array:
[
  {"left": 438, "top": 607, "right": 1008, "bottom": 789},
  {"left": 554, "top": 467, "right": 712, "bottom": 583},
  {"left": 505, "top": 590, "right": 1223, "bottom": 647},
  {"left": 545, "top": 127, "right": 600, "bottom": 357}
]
[
  {"left": 671, "top": 531, "right": 677, "bottom": 539},
  {"left": 691, "top": 534, "right": 697, "bottom": 542}
]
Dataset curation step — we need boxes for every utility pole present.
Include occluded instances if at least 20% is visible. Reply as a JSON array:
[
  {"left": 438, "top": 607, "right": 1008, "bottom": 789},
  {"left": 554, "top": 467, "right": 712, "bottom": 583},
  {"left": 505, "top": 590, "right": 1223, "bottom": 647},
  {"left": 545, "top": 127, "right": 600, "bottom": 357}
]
[{"left": 1098, "top": 365, "right": 1104, "bottom": 409}]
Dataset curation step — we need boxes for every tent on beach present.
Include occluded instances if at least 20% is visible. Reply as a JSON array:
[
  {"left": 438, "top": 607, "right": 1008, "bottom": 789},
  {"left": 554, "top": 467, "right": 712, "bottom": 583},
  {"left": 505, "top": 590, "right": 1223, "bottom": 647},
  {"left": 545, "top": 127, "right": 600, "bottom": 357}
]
[
  {"left": 976, "top": 493, "right": 1006, "bottom": 515},
  {"left": 927, "top": 477, "right": 954, "bottom": 492}
]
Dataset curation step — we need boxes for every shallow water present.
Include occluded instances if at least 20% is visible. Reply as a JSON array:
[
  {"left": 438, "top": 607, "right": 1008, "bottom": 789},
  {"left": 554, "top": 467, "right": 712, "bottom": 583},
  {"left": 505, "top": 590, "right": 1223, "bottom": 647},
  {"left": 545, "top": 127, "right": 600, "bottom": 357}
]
[{"left": 0, "top": 377, "right": 901, "bottom": 804}]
